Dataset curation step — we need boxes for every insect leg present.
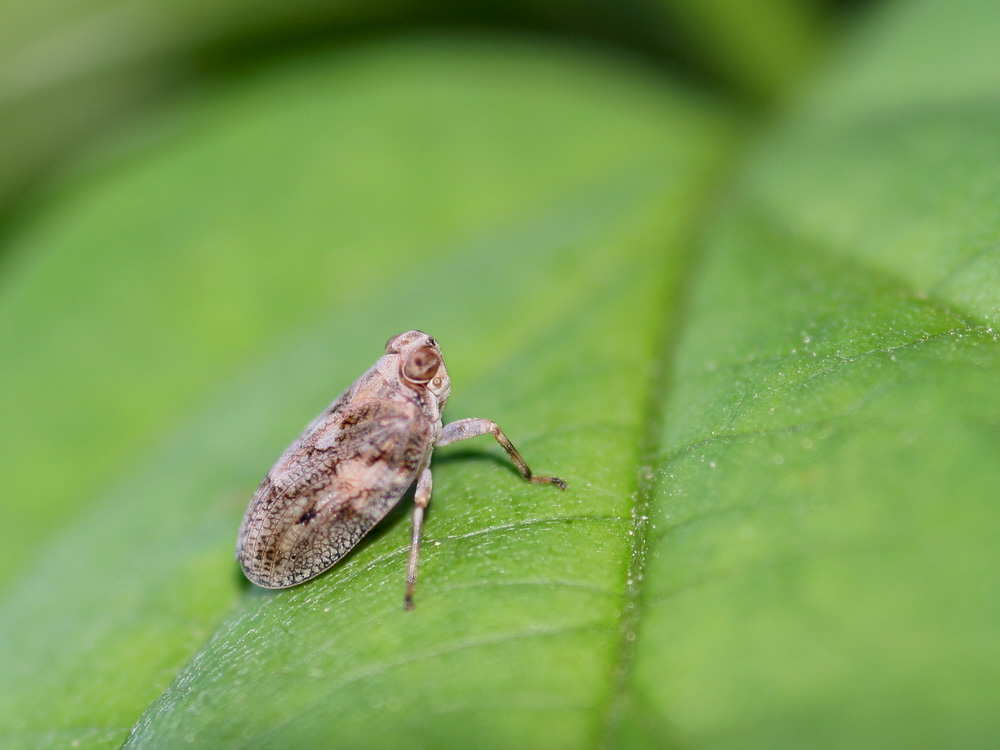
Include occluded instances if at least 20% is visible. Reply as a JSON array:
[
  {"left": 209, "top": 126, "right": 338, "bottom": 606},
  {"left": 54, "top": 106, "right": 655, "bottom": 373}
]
[
  {"left": 404, "top": 466, "right": 433, "bottom": 610},
  {"left": 437, "top": 418, "right": 566, "bottom": 489}
]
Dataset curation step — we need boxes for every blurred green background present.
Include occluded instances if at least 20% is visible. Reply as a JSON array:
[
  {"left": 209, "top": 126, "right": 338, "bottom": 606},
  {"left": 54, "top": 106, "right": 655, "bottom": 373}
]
[{"left": 2, "top": 0, "right": 999, "bottom": 748}]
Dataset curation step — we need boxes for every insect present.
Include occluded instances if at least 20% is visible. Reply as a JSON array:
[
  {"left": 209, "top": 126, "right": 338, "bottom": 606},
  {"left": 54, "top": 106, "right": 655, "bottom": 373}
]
[{"left": 237, "top": 330, "right": 565, "bottom": 608}]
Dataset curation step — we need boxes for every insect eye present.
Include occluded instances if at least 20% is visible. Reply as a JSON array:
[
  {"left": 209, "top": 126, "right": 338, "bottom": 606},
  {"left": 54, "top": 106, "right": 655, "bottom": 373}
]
[{"left": 402, "top": 347, "right": 441, "bottom": 383}]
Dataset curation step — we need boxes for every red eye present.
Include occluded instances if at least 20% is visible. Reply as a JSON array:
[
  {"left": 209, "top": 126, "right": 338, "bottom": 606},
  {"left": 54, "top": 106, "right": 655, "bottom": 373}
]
[{"left": 402, "top": 347, "right": 440, "bottom": 383}]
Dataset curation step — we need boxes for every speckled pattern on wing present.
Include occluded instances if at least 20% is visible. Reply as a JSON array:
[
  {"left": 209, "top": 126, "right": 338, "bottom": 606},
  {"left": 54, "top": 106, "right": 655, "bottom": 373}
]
[{"left": 237, "top": 397, "right": 432, "bottom": 587}]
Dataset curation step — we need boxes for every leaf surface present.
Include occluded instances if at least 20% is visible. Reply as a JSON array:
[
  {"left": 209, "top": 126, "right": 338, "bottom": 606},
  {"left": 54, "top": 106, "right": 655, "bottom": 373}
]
[
  {"left": 0, "top": 39, "right": 730, "bottom": 749},
  {"left": 1, "top": 0, "right": 998, "bottom": 748}
]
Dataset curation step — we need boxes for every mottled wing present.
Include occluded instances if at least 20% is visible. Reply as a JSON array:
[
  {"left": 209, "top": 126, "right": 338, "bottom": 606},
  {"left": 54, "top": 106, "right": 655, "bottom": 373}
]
[{"left": 237, "top": 398, "right": 433, "bottom": 588}]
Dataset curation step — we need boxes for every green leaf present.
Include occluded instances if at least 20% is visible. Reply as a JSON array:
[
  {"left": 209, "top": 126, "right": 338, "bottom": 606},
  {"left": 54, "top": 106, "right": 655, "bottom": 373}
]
[
  {"left": 0, "top": 38, "right": 730, "bottom": 749},
  {"left": 647, "top": 0, "right": 826, "bottom": 100},
  {"left": 2, "top": 0, "right": 999, "bottom": 747},
  {"left": 0, "top": 0, "right": 819, "bottom": 211},
  {"left": 613, "top": 1, "right": 1000, "bottom": 746}
]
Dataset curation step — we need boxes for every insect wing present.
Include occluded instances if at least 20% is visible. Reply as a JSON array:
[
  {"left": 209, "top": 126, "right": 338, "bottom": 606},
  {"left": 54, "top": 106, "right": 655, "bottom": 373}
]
[{"left": 238, "top": 398, "right": 433, "bottom": 587}]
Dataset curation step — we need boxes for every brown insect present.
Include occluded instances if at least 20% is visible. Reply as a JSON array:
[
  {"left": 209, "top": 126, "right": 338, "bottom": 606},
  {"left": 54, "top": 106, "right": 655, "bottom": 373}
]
[{"left": 236, "top": 330, "right": 565, "bottom": 608}]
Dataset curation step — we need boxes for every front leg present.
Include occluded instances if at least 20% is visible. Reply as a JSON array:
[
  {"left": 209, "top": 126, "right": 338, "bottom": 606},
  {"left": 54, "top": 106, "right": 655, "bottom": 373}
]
[
  {"left": 404, "top": 466, "right": 433, "bottom": 610},
  {"left": 437, "top": 418, "right": 566, "bottom": 489}
]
